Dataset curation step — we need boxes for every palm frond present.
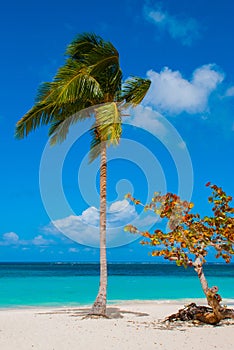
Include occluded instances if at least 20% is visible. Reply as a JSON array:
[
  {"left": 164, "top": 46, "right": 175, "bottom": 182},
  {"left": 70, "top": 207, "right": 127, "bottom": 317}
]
[
  {"left": 66, "top": 33, "right": 122, "bottom": 99},
  {"left": 35, "top": 82, "right": 55, "bottom": 103},
  {"left": 95, "top": 102, "right": 122, "bottom": 144},
  {"left": 16, "top": 33, "right": 149, "bottom": 151},
  {"left": 66, "top": 32, "right": 104, "bottom": 60},
  {"left": 49, "top": 107, "right": 92, "bottom": 145},
  {"left": 89, "top": 102, "right": 122, "bottom": 162},
  {"left": 66, "top": 32, "right": 119, "bottom": 67},
  {"left": 121, "top": 77, "right": 151, "bottom": 106},
  {"left": 15, "top": 101, "right": 58, "bottom": 139},
  {"left": 89, "top": 128, "right": 102, "bottom": 163},
  {"left": 90, "top": 55, "right": 121, "bottom": 90},
  {"left": 42, "top": 59, "right": 103, "bottom": 105},
  {"left": 16, "top": 59, "right": 103, "bottom": 139}
]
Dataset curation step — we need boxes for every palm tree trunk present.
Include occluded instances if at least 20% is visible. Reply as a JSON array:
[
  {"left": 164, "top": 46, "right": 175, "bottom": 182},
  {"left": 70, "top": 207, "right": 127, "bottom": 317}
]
[{"left": 91, "top": 142, "right": 107, "bottom": 316}]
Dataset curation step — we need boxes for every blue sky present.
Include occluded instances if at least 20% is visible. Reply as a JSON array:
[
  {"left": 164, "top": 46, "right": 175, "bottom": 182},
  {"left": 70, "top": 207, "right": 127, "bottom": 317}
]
[{"left": 0, "top": 0, "right": 233, "bottom": 262}]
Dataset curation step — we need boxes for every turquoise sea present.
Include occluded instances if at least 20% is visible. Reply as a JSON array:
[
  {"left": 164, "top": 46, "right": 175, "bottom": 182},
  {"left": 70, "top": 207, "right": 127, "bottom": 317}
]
[{"left": 0, "top": 263, "right": 233, "bottom": 308}]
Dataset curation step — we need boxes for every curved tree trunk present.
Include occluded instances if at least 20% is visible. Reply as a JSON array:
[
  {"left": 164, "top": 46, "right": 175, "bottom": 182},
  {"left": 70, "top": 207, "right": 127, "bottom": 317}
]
[
  {"left": 193, "top": 257, "right": 223, "bottom": 324},
  {"left": 193, "top": 257, "right": 209, "bottom": 295},
  {"left": 165, "top": 258, "right": 234, "bottom": 325},
  {"left": 91, "top": 142, "right": 107, "bottom": 316}
]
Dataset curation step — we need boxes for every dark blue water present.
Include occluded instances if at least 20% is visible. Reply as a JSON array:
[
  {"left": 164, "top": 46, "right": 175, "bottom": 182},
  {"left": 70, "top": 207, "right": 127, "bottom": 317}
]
[{"left": 0, "top": 263, "right": 233, "bottom": 307}]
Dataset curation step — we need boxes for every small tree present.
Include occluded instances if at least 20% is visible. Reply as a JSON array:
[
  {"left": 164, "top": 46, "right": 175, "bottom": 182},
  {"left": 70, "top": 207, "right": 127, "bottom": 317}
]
[{"left": 125, "top": 183, "right": 234, "bottom": 324}]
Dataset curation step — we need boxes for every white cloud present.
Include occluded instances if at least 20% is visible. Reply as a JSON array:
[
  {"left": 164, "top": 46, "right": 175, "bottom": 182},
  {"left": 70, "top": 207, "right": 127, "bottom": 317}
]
[
  {"left": 126, "top": 104, "right": 167, "bottom": 138},
  {"left": 144, "top": 4, "right": 200, "bottom": 46},
  {"left": 44, "top": 199, "right": 157, "bottom": 248},
  {"left": 0, "top": 232, "right": 55, "bottom": 247},
  {"left": 0, "top": 203, "right": 159, "bottom": 250},
  {"left": 225, "top": 86, "right": 234, "bottom": 97},
  {"left": 3, "top": 232, "right": 19, "bottom": 243},
  {"left": 109, "top": 199, "right": 129, "bottom": 213},
  {"left": 144, "top": 65, "right": 224, "bottom": 114},
  {"left": 0, "top": 232, "right": 21, "bottom": 246},
  {"left": 107, "top": 199, "right": 136, "bottom": 226},
  {"left": 81, "top": 206, "right": 99, "bottom": 226},
  {"left": 32, "top": 235, "right": 54, "bottom": 246}
]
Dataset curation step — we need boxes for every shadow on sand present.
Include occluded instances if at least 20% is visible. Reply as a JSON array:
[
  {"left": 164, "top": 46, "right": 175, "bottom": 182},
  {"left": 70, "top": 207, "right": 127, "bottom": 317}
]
[{"left": 37, "top": 306, "right": 149, "bottom": 319}]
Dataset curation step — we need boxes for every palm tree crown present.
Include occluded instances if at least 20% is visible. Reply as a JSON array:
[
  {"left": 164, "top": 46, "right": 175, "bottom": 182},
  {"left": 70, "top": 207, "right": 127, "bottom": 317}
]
[{"left": 16, "top": 33, "right": 150, "bottom": 159}]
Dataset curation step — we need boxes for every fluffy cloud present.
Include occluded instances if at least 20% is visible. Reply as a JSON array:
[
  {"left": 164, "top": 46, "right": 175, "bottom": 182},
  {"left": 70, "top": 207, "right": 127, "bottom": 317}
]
[
  {"left": 144, "top": 4, "right": 200, "bottom": 46},
  {"left": 107, "top": 200, "right": 136, "bottom": 226},
  {"left": 1, "top": 232, "right": 19, "bottom": 245},
  {"left": 144, "top": 65, "right": 224, "bottom": 114},
  {"left": 0, "top": 201, "right": 158, "bottom": 250},
  {"left": 45, "top": 199, "right": 157, "bottom": 248},
  {"left": 0, "top": 232, "right": 55, "bottom": 247},
  {"left": 31, "top": 235, "right": 55, "bottom": 246},
  {"left": 127, "top": 104, "right": 167, "bottom": 137}
]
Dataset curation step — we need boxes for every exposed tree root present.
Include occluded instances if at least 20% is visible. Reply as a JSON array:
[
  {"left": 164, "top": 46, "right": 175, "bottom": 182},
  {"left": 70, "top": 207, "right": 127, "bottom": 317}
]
[
  {"left": 82, "top": 313, "right": 109, "bottom": 319},
  {"left": 164, "top": 303, "right": 234, "bottom": 325}
]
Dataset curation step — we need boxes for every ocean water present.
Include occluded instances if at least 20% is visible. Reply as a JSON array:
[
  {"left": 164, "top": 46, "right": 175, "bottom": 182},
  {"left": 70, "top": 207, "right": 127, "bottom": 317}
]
[{"left": 0, "top": 263, "right": 233, "bottom": 308}]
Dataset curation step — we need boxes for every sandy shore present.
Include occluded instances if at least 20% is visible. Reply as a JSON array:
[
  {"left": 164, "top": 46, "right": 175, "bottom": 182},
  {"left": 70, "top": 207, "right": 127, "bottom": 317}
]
[{"left": 0, "top": 301, "right": 233, "bottom": 350}]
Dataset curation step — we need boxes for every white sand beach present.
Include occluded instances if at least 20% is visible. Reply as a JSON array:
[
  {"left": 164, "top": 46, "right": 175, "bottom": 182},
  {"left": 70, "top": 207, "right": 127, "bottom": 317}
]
[{"left": 0, "top": 301, "right": 233, "bottom": 350}]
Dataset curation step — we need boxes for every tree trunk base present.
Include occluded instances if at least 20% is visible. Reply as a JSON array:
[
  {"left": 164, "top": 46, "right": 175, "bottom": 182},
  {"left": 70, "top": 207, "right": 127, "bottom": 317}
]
[
  {"left": 89, "top": 292, "right": 107, "bottom": 318},
  {"left": 164, "top": 303, "right": 234, "bottom": 325}
]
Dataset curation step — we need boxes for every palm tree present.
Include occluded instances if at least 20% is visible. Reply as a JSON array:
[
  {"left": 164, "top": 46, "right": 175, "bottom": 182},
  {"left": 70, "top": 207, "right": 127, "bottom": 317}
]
[{"left": 15, "top": 33, "right": 151, "bottom": 316}]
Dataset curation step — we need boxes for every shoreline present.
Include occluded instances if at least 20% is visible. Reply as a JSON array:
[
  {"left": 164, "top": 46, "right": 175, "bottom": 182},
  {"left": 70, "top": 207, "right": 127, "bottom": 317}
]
[
  {"left": 0, "top": 301, "right": 233, "bottom": 350},
  {"left": 1, "top": 297, "right": 234, "bottom": 310}
]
